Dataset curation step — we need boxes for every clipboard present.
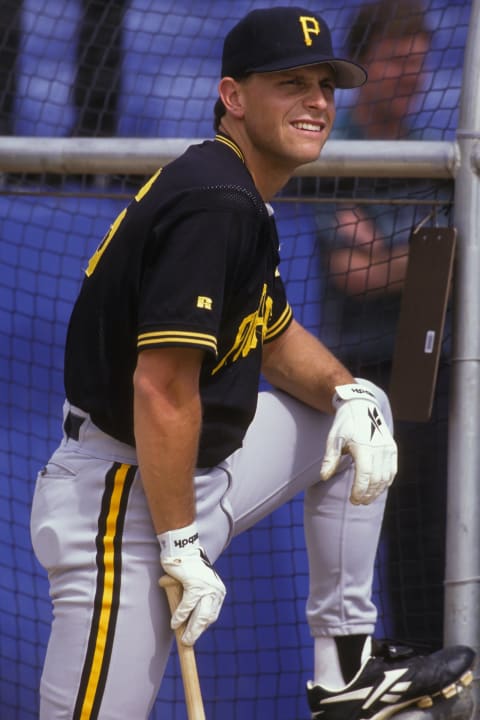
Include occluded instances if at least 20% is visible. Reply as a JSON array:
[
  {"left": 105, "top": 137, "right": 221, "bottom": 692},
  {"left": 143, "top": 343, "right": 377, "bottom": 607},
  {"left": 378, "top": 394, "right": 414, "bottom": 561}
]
[{"left": 389, "top": 227, "right": 456, "bottom": 421}]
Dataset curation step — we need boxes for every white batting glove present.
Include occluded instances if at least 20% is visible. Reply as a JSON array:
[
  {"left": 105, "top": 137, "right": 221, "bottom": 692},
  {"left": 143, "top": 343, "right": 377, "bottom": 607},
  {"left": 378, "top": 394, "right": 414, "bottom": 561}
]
[
  {"left": 320, "top": 383, "right": 397, "bottom": 505},
  {"left": 158, "top": 522, "right": 226, "bottom": 646}
]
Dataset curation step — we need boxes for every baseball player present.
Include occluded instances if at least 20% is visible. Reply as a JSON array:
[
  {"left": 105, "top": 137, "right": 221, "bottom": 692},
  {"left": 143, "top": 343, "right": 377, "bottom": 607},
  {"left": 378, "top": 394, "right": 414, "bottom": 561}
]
[{"left": 30, "top": 7, "right": 475, "bottom": 719}]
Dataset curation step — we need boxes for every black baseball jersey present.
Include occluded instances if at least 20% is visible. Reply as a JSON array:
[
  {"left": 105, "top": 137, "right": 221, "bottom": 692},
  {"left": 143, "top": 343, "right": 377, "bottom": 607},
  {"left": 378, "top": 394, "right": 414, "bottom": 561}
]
[{"left": 64, "top": 134, "right": 293, "bottom": 466}]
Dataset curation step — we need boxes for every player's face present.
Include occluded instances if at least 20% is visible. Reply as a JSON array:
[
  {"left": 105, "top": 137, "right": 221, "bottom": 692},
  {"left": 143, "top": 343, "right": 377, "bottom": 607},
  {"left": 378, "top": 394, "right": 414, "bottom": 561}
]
[
  {"left": 361, "top": 33, "right": 429, "bottom": 136},
  {"left": 239, "top": 65, "right": 336, "bottom": 173}
]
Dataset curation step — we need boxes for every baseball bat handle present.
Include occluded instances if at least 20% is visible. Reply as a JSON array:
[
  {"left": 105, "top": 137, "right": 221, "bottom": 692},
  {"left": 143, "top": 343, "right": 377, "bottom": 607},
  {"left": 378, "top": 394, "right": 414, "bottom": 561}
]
[{"left": 159, "top": 575, "right": 206, "bottom": 720}]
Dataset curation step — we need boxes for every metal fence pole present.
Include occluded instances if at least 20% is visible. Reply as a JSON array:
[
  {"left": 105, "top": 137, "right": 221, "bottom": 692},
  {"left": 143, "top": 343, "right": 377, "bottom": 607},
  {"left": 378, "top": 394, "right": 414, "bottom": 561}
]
[{"left": 446, "top": 0, "right": 480, "bottom": 700}]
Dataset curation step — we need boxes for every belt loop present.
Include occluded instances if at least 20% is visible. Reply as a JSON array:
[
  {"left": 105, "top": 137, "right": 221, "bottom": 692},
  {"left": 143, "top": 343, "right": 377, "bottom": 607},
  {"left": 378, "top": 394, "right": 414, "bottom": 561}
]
[{"left": 63, "top": 411, "right": 85, "bottom": 441}]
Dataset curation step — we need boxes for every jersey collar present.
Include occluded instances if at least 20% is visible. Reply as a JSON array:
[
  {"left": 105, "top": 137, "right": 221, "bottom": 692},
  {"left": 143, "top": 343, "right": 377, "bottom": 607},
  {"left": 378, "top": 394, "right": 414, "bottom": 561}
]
[{"left": 214, "top": 133, "right": 245, "bottom": 164}]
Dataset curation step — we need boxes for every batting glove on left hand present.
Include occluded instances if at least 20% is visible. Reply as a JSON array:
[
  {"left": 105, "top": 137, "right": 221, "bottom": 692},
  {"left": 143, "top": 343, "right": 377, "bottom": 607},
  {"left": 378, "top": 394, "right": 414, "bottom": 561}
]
[
  {"left": 320, "top": 383, "right": 397, "bottom": 505},
  {"left": 158, "top": 523, "right": 226, "bottom": 646}
]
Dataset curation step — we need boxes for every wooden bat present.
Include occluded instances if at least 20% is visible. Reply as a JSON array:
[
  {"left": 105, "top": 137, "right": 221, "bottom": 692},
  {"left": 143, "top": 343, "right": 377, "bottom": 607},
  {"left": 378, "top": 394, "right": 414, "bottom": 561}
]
[{"left": 159, "top": 575, "right": 206, "bottom": 720}]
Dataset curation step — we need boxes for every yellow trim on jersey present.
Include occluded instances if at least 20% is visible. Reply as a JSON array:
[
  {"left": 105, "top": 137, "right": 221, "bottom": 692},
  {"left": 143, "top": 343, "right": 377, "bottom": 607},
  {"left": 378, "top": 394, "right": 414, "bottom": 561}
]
[
  {"left": 85, "top": 208, "right": 127, "bottom": 277},
  {"left": 137, "top": 330, "right": 217, "bottom": 353},
  {"left": 134, "top": 167, "right": 162, "bottom": 202},
  {"left": 85, "top": 169, "right": 164, "bottom": 278},
  {"left": 215, "top": 133, "right": 245, "bottom": 163},
  {"left": 265, "top": 303, "right": 293, "bottom": 341}
]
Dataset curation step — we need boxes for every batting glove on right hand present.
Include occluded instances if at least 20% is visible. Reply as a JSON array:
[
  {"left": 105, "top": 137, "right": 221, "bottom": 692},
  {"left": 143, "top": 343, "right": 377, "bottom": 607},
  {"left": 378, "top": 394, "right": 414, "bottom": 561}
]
[
  {"left": 320, "top": 383, "right": 397, "bottom": 505},
  {"left": 158, "top": 523, "right": 226, "bottom": 646}
]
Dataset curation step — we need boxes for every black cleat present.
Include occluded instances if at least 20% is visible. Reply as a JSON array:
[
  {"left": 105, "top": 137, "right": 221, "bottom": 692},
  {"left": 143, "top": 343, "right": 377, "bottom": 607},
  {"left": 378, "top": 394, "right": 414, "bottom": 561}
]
[{"left": 306, "top": 641, "right": 475, "bottom": 719}]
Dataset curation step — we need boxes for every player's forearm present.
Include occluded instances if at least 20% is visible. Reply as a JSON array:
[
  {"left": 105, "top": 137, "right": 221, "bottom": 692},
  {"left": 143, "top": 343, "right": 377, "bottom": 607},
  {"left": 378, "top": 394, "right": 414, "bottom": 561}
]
[
  {"left": 262, "top": 320, "right": 354, "bottom": 414},
  {"left": 134, "top": 390, "right": 201, "bottom": 534},
  {"left": 329, "top": 246, "right": 408, "bottom": 296},
  {"left": 133, "top": 356, "right": 202, "bottom": 535}
]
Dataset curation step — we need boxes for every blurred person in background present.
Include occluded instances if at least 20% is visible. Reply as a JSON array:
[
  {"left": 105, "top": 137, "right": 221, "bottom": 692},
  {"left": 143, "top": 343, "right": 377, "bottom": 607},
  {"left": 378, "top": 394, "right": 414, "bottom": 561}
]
[{"left": 316, "top": 0, "right": 452, "bottom": 648}]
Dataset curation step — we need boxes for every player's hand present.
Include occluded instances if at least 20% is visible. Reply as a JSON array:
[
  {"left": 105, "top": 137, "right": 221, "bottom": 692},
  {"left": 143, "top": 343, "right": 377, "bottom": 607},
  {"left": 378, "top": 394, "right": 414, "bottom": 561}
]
[
  {"left": 158, "top": 524, "right": 226, "bottom": 645},
  {"left": 320, "top": 383, "right": 397, "bottom": 505}
]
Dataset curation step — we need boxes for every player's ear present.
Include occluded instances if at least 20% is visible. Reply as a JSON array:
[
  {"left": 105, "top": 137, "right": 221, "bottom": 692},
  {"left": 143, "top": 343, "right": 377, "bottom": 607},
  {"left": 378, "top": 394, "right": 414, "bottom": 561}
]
[{"left": 218, "top": 77, "right": 246, "bottom": 119}]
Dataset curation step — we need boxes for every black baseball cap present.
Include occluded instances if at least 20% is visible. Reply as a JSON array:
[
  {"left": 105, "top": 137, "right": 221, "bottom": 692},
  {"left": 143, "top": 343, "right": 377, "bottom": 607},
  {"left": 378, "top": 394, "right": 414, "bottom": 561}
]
[{"left": 221, "top": 6, "right": 367, "bottom": 89}]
